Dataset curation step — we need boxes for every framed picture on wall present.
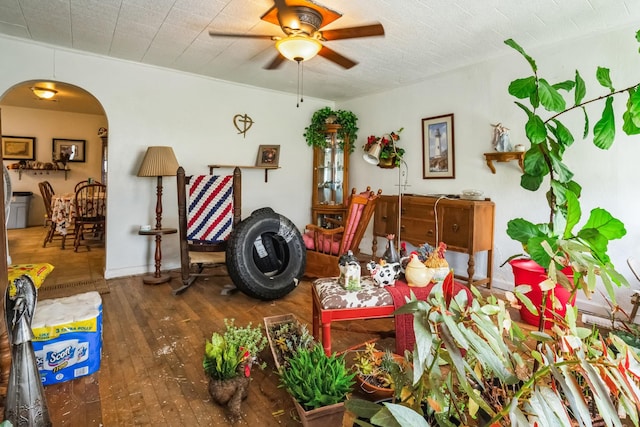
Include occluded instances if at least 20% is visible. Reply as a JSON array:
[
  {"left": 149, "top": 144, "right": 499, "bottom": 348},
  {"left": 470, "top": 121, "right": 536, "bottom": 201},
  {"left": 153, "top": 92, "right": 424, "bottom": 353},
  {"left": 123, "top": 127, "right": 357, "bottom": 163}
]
[
  {"left": 422, "top": 113, "right": 455, "bottom": 179},
  {"left": 1, "top": 136, "right": 36, "bottom": 160},
  {"left": 53, "top": 138, "right": 86, "bottom": 163},
  {"left": 255, "top": 145, "right": 280, "bottom": 167}
]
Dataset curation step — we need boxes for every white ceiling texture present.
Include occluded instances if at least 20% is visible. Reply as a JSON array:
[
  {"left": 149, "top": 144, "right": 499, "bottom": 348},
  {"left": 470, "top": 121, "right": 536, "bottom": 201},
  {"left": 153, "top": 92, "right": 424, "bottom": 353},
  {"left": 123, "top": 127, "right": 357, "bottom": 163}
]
[{"left": 0, "top": 0, "right": 639, "bottom": 112}]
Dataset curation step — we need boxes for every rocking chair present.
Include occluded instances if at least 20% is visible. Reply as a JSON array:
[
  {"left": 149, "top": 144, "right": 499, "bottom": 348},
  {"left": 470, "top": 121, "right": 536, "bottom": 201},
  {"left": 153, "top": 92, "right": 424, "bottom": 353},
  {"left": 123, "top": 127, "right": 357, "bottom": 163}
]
[
  {"left": 174, "top": 166, "right": 241, "bottom": 295},
  {"left": 303, "top": 187, "right": 381, "bottom": 278}
]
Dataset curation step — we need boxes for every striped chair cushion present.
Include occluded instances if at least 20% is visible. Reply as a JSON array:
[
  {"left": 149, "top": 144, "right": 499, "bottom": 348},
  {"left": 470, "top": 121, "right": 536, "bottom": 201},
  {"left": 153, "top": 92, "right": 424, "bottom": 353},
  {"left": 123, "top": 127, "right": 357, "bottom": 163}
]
[{"left": 187, "top": 175, "right": 234, "bottom": 243}]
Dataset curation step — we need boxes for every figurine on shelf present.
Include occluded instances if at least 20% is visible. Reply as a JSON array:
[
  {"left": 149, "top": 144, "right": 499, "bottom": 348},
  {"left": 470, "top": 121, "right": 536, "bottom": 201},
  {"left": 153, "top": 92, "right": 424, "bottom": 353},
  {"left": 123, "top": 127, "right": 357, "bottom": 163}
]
[
  {"left": 491, "top": 122, "right": 513, "bottom": 152},
  {"left": 425, "top": 242, "right": 450, "bottom": 284},
  {"left": 366, "top": 260, "right": 400, "bottom": 287},
  {"left": 338, "top": 250, "right": 361, "bottom": 291}
]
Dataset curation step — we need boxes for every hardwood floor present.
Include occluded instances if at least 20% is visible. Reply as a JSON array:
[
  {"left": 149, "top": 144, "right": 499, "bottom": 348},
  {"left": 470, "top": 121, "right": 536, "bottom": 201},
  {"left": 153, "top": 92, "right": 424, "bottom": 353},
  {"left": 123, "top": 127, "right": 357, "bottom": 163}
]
[{"left": 7, "top": 226, "right": 396, "bottom": 426}]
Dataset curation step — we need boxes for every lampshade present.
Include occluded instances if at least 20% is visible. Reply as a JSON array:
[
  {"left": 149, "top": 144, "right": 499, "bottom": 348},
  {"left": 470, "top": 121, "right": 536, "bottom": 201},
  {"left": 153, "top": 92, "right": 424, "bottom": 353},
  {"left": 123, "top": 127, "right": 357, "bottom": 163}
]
[
  {"left": 31, "top": 86, "right": 57, "bottom": 99},
  {"left": 276, "top": 35, "right": 322, "bottom": 62},
  {"left": 363, "top": 142, "right": 382, "bottom": 165},
  {"left": 137, "top": 146, "right": 179, "bottom": 177}
]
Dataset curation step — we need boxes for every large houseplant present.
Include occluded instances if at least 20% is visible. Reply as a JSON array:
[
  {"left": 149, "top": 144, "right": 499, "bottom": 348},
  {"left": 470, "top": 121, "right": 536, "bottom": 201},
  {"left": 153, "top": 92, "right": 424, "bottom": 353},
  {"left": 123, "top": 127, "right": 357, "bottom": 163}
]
[
  {"left": 503, "top": 34, "right": 640, "bottom": 312},
  {"left": 303, "top": 107, "right": 358, "bottom": 153}
]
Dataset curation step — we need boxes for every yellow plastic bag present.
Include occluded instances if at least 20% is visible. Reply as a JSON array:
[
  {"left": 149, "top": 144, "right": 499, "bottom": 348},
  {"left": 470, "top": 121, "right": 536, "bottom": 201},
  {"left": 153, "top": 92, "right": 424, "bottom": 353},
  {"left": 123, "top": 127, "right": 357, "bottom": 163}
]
[{"left": 7, "top": 263, "right": 55, "bottom": 296}]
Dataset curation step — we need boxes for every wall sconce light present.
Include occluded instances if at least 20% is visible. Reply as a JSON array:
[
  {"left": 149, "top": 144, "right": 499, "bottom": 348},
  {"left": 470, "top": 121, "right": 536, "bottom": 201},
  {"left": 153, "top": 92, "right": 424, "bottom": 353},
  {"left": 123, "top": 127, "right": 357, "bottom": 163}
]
[{"left": 30, "top": 87, "right": 58, "bottom": 100}]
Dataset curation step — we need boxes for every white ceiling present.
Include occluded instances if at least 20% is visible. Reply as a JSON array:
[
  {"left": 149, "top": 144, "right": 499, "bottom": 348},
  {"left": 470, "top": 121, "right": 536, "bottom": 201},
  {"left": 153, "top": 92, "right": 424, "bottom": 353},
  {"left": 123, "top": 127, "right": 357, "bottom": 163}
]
[{"left": 0, "top": 0, "right": 639, "bottom": 112}]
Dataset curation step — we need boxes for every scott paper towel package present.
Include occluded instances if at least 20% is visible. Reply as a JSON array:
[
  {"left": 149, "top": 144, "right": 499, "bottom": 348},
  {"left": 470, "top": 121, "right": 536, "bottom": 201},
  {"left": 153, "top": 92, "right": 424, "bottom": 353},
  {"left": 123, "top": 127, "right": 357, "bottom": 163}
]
[{"left": 32, "top": 291, "right": 103, "bottom": 385}]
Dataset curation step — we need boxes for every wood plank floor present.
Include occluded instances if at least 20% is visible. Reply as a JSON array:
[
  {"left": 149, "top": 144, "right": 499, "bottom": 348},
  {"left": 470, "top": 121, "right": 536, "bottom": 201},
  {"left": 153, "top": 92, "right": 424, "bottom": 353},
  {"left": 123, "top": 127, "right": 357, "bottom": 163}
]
[{"left": 8, "top": 227, "right": 396, "bottom": 426}]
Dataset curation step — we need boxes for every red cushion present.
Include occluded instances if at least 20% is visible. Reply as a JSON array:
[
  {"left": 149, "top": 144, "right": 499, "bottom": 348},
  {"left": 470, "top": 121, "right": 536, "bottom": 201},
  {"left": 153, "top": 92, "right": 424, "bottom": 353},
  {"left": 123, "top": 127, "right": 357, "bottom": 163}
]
[{"left": 303, "top": 231, "right": 342, "bottom": 255}]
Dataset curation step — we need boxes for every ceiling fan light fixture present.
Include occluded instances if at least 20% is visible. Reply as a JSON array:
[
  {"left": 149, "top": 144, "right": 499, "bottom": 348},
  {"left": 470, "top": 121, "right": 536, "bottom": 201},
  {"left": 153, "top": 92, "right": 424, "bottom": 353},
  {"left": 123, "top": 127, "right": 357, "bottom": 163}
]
[
  {"left": 30, "top": 86, "right": 58, "bottom": 100},
  {"left": 276, "top": 35, "right": 321, "bottom": 62}
]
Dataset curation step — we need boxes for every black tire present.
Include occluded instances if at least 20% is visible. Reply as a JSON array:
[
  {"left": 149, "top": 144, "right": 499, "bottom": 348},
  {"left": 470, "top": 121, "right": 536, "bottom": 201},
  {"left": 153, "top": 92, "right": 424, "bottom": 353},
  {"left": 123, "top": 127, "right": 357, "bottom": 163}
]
[
  {"left": 250, "top": 207, "right": 275, "bottom": 217},
  {"left": 227, "top": 212, "right": 305, "bottom": 300},
  {"left": 248, "top": 207, "right": 280, "bottom": 273}
]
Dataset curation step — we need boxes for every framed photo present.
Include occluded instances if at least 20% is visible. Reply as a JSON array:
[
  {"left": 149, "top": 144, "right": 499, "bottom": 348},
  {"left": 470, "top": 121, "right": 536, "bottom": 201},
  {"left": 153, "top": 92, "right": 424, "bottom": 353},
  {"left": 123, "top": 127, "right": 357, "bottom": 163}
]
[
  {"left": 256, "top": 145, "right": 280, "bottom": 167},
  {"left": 422, "top": 114, "right": 455, "bottom": 179},
  {"left": 53, "top": 138, "right": 86, "bottom": 163},
  {"left": 2, "top": 136, "right": 36, "bottom": 160}
]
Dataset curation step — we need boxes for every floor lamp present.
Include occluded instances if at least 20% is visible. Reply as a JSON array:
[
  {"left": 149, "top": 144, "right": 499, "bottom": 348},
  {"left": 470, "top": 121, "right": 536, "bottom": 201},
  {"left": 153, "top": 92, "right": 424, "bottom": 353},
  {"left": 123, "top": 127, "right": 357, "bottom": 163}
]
[
  {"left": 363, "top": 138, "right": 408, "bottom": 253},
  {"left": 137, "top": 146, "right": 179, "bottom": 284}
]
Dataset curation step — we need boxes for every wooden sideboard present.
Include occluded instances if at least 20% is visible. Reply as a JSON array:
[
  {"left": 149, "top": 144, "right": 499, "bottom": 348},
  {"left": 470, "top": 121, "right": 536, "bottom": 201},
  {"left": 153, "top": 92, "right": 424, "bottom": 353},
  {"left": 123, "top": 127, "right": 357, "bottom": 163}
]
[{"left": 373, "top": 194, "right": 495, "bottom": 288}]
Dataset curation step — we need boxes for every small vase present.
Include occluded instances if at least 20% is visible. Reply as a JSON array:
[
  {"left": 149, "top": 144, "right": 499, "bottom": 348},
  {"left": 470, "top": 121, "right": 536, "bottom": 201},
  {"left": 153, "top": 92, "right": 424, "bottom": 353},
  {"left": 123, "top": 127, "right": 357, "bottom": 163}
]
[{"left": 208, "top": 375, "right": 251, "bottom": 420}]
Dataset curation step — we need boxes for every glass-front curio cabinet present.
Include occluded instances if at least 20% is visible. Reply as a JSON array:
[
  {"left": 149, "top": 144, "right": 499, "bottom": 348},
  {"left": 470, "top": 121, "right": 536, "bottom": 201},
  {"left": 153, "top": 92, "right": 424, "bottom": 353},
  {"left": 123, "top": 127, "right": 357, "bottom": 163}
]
[{"left": 311, "top": 123, "right": 350, "bottom": 227}]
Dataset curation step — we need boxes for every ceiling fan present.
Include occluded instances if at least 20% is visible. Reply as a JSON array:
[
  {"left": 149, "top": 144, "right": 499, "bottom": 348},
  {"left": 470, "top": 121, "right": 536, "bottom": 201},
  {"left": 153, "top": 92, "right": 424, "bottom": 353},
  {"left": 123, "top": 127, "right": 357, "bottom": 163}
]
[{"left": 208, "top": 0, "right": 385, "bottom": 70}]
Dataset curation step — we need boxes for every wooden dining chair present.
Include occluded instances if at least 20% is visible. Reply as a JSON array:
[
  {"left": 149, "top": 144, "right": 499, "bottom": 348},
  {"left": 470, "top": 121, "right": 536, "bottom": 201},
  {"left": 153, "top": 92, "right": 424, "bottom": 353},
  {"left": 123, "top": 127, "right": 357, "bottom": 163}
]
[
  {"left": 73, "top": 183, "right": 107, "bottom": 252},
  {"left": 38, "top": 181, "right": 60, "bottom": 247},
  {"left": 175, "top": 166, "right": 241, "bottom": 294},
  {"left": 74, "top": 179, "right": 102, "bottom": 193}
]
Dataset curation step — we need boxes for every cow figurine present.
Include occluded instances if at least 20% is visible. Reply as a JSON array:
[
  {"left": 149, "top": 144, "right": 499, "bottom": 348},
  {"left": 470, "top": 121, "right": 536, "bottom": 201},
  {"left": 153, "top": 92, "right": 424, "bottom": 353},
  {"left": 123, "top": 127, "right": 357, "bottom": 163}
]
[{"left": 366, "top": 260, "right": 401, "bottom": 287}]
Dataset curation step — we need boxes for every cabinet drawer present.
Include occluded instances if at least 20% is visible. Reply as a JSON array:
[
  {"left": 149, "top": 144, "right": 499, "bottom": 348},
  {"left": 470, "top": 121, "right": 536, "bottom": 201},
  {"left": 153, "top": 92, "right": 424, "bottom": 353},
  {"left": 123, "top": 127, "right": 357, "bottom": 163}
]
[
  {"left": 401, "top": 200, "right": 435, "bottom": 220},
  {"left": 401, "top": 219, "right": 436, "bottom": 245},
  {"left": 440, "top": 208, "right": 470, "bottom": 249}
]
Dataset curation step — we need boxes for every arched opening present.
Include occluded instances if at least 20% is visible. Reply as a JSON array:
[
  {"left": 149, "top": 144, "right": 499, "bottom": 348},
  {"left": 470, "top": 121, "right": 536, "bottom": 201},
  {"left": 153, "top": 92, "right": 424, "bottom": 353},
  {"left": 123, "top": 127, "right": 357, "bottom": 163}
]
[{"left": 0, "top": 80, "right": 107, "bottom": 284}]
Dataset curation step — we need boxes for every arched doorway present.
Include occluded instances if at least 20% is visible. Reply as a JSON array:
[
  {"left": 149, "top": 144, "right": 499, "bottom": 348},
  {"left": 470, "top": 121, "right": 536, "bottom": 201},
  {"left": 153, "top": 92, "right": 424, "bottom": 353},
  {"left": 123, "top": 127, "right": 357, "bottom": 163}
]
[{"left": 0, "top": 80, "right": 107, "bottom": 284}]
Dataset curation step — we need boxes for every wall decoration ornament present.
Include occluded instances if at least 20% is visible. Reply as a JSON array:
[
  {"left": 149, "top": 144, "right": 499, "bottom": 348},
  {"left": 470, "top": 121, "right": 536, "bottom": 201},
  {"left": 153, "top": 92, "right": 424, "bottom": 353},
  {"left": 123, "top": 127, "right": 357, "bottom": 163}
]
[
  {"left": 233, "top": 114, "right": 254, "bottom": 138},
  {"left": 421, "top": 114, "right": 455, "bottom": 179}
]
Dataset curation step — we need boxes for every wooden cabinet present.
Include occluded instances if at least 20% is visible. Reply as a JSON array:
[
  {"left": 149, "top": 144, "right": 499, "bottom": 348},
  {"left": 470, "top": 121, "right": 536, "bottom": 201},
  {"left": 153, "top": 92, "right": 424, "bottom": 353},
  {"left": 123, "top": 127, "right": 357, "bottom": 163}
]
[
  {"left": 311, "top": 124, "right": 350, "bottom": 227},
  {"left": 373, "top": 194, "right": 495, "bottom": 288}
]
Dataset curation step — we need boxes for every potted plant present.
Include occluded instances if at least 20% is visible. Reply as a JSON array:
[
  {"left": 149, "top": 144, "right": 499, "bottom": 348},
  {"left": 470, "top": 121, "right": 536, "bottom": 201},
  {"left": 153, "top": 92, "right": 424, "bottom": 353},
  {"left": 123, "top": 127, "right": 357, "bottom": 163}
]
[
  {"left": 362, "top": 128, "right": 404, "bottom": 167},
  {"left": 304, "top": 107, "right": 358, "bottom": 152},
  {"left": 278, "top": 343, "right": 355, "bottom": 427},
  {"left": 351, "top": 342, "right": 408, "bottom": 402},
  {"left": 264, "top": 314, "right": 315, "bottom": 370},
  {"left": 503, "top": 34, "right": 638, "bottom": 329},
  {"left": 203, "top": 319, "right": 268, "bottom": 420}
]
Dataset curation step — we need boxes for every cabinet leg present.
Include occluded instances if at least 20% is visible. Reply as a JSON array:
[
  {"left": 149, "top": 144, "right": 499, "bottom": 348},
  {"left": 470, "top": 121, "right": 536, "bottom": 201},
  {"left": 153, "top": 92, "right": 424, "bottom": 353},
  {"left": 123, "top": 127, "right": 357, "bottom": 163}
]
[{"left": 467, "top": 255, "right": 476, "bottom": 286}]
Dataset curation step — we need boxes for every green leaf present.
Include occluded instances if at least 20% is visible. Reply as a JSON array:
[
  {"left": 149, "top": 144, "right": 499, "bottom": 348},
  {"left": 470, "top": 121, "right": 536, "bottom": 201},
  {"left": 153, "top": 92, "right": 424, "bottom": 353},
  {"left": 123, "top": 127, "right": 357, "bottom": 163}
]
[
  {"left": 593, "top": 97, "right": 615, "bottom": 149},
  {"left": 523, "top": 146, "right": 549, "bottom": 176},
  {"left": 596, "top": 67, "right": 615, "bottom": 93},
  {"left": 548, "top": 119, "right": 574, "bottom": 147},
  {"left": 548, "top": 152, "right": 574, "bottom": 183},
  {"left": 552, "top": 80, "right": 575, "bottom": 91},
  {"left": 624, "top": 87, "right": 640, "bottom": 132},
  {"left": 581, "top": 106, "right": 589, "bottom": 139},
  {"left": 508, "top": 76, "right": 537, "bottom": 99},
  {"left": 521, "top": 173, "right": 544, "bottom": 191},
  {"left": 506, "top": 218, "right": 544, "bottom": 245},
  {"left": 575, "top": 70, "right": 586, "bottom": 105},
  {"left": 582, "top": 208, "right": 627, "bottom": 241},
  {"left": 505, "top": 39, "right": 537, "bottom": 72},
  {"left": 525, "top": 114, "right": 547, "bottom": 144},
  {"left": 538, "top": 79, "right": 566, "bottom": 112},
  {"left": 563, "top": 191, "right": 582, "bottom": 238}
]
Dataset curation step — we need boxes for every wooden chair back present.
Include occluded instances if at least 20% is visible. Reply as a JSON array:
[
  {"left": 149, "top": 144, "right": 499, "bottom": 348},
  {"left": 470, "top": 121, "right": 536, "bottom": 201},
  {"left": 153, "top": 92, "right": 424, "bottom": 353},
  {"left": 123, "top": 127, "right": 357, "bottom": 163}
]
[
  {"left": 75, "top": 180, "right": 102, "bottom": 193},
  {"left": 38, "top": 181, "right": 55, "bottom": 218},
  {"left": 175, "top": 166, "right": 241, "bottom": 294},
  {"left": 73, "top": 183, "right": 107, "bottom": 251}
]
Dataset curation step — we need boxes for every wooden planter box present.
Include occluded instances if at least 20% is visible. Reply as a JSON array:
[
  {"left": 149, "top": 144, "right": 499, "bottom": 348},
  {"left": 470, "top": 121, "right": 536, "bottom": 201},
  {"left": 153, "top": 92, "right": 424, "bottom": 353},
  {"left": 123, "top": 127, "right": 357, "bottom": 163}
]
[{"left": 264, "top": 314, "right": 305, "bottom": 370}]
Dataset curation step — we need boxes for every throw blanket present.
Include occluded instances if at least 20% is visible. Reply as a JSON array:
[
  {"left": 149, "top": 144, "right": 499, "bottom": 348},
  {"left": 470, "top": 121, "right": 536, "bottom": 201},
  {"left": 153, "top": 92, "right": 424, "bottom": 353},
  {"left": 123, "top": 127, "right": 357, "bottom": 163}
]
[
  {"left": 187, "top": 175, "right": 234, "bottom": 243},
  {"left": 386, "top": 279, "right": 471, "bottom": 355}
]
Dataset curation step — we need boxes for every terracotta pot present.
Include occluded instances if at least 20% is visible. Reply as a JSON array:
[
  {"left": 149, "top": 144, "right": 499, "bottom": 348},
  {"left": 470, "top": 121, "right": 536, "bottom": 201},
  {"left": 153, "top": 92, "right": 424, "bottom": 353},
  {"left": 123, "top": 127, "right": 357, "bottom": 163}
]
[
  {"left": 509, "top": 258, "right": 575, "bottom": 329},
  {"left": 292, "top": 398, "right": 345, "bottom": 427},
  {"left": 354, "top": 352, "right": 406, "bottom": 401}
]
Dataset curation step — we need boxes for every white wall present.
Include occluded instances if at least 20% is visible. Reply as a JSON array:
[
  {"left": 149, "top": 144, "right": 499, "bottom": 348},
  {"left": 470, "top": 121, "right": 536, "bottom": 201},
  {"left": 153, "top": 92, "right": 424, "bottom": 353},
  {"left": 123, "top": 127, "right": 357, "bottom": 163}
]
[
  {"left": 339, "top": 24, "right": 640, "bottom": 317},
  {"left": 0, "top": 35, "right": 333, "bottom": 280},
  {"left": 2, "top": 107, "right": 106, "bottom": 226}
]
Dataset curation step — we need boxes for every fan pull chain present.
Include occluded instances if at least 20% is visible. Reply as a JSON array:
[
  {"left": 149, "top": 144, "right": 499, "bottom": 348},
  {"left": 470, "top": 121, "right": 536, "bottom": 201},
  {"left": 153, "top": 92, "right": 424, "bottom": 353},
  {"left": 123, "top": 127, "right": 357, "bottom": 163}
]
[{"left": 296, "top": 59, "right": 304, "bottom": 108}]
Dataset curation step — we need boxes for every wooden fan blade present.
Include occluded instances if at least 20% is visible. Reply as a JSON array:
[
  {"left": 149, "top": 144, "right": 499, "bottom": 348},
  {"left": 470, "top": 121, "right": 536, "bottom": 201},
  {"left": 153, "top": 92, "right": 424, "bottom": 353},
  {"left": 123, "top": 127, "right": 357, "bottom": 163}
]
[
  {"left": 318, "top": 45, "right": 357, "bottom": 69},
  {"left": 319, "top": 23, "right": 385, "bottom": 41},
  {"left": 208, "top": 31, "right": 277, "bottom": 40},
  {"left": 264, "top": 53, "right": 287, "bottom": 70}
]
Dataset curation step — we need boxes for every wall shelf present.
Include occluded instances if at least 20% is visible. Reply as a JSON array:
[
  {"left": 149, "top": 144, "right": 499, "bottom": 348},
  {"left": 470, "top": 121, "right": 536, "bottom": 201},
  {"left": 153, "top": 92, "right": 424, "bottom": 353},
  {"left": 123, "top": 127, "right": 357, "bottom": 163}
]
[
  {"left": 483, "top": 151, "right": 524, "bottom": 174},
  {"left": 208, "top": 164, "right": 279, "bottom": 183},
  {"left": 13, "top": 168, "right": 70, "bottom": 180}
]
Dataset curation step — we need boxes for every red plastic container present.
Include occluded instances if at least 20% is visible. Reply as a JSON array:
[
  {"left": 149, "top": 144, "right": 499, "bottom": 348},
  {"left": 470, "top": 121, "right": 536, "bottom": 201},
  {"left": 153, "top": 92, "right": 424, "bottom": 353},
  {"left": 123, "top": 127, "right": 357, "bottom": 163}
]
[{"left": 509, "top": 258, "right": 575, "bottom": 328}]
